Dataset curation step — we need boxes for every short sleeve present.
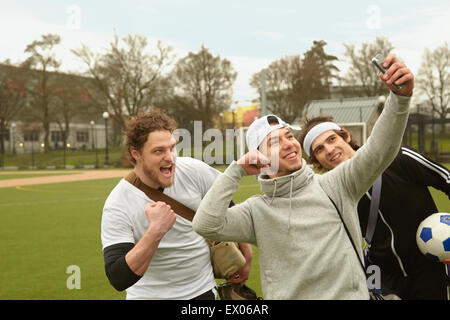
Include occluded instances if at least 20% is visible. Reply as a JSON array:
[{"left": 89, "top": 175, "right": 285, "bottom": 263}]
[{"left": 101, "top": 204, "right": 135, "bottom": 250}]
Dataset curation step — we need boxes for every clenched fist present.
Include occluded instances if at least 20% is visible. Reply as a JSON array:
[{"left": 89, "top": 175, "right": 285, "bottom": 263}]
[
  {"left": 145, "top": 201, "right": 176, "bottom": 237},
  {"left": 237, "top": 149, "right": 271, "bottom": 175}
]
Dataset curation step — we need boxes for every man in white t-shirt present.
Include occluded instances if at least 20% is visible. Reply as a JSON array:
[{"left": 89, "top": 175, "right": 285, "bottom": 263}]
[{"left": 101, "top": 109, "right": 253, "bottom": 300}]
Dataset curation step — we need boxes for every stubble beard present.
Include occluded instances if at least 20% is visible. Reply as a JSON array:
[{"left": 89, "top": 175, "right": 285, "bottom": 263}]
[{"left": 142, "top": 162, "right": 175, "bottom": 189}]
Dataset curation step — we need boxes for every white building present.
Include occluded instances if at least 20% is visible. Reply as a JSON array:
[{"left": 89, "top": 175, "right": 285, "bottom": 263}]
[{"left": 4, "top": 120, "right": 109, "bottom": 155}]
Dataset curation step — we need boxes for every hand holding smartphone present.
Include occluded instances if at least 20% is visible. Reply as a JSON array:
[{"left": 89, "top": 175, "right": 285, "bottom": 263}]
[{"left": 371, "top": 53, "right": 403, "bottom": 90}]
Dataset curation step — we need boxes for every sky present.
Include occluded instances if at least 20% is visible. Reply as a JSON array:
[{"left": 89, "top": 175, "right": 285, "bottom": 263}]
[{"left": 0, "top": 0, "right": 449, "bottom": 103}]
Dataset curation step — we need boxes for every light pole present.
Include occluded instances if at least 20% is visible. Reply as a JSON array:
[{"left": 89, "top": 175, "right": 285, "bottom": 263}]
[
  {"left": 260, "top": 69, "right": 267, "bottom": 116},
  {"left": 30, "top": 141, "right": 35, "bottom": 169},
  {"left": 102, "top": 111, "right": 109, "bottom": 165},
  {"left": 63, "top": 130, "right": 67, "bottom": 168},
  {"left": 90, "top": 120, "right": 99, "bottom": 168},
  {"left": 63, "top": 139, "right": 66, "bottom": 168},
  {"left": 230, "top": 104, "right": 237, "bottom": 160},
  {"left": 230, "top": 103, "right": 237, "bottom": 130},
  {"left": 90, "top": 121, "right": 95, "bottom": 150},
  {"left": 11, "top": 123, "right": 16, "bottom": 154}
]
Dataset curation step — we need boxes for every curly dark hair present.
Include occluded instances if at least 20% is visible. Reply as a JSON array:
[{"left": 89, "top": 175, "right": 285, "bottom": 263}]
[
  {"left": 298, "top": 115, "right": 360, "bottom": 170},
  {"left": 125, "top": 109, "right": 177, "bottom": 165}
]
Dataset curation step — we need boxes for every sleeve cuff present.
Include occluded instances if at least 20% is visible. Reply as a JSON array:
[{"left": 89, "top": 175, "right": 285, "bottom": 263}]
[
  {"left": 388, "top": 91, "right": 411, "bottom": 114},
  {"left": 224, "top": 161, "right": 247, "bottom": 182}
]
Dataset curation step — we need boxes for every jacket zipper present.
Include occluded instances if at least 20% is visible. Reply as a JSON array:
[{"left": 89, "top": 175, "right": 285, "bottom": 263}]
[
  {"left": 378, "top": 210, "right": 408, "bottom": 277},
  {"left": 365, "top": 192, "right": 408, "bottom": 277}
]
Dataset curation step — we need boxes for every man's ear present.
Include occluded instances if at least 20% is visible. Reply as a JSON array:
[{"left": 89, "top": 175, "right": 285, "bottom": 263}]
[
  {"left": 341, "top": 128, "right": 352, "bottom": 144},
  {"left": 130, "top": 148, "right": 141, "bottom": 163}
]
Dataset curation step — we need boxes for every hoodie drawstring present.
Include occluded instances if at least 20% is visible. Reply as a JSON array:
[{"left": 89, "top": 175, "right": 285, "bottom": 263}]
[
  {"left": 270, "top": 180, "right": 277, "bottom": 205},
  {"left": 269, "top": 177, "right": 294, "bottom": 231},
  {"left": 288, "top": 176, "right": 294, "bottom": 231}
]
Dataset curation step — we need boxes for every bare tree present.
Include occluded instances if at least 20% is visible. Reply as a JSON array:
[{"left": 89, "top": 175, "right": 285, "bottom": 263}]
[
  {"left": 51, "top": 74, "right": 94, "bottom": 149},
  {"left": 0, "top": 62, "right": 29, "bottom": 154},
  {"left": 416, "top": 42, "right": 450, "bottom": 133},
  {"left": 170, "top": 46, "right": 237, "bottom": 129},
  {"left": 72, "top": 33, "right": 173, "bottom": 134},
  {"left": 250, "top": 55, "right": 302, "bottom": 123},
  {"left": 22, "top": 33, "right": 61, "bottom": 152},
  {"left": 341, "top": 36, "right": 394, "bottom": 97}
]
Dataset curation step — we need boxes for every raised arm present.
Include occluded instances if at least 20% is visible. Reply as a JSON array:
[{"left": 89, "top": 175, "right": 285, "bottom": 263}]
[
  {"left": 323, "top": 54, "right": 414, "bottom": 202},
  {"left": 125, "top": 202, "right": 176, "bottom": 275}
]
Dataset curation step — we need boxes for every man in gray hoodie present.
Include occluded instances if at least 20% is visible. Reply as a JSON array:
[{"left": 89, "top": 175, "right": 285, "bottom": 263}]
[{"left": 192, "top": 54, "right": 414, "bottom": 299}]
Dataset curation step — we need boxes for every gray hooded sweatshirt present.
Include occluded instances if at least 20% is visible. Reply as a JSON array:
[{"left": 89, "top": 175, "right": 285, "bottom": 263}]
[{"left": 193, "top": 92, "right": 410, "bottom": 299}]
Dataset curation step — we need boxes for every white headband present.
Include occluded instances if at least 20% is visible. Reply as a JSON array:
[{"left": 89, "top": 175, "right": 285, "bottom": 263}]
[{"left": 303, "top": 122, "right": 341, "bottom": 157}]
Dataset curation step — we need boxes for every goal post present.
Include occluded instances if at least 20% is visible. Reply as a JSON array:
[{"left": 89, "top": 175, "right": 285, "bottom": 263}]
[{"left": 338, "top": 122, "right": 368, "bottom": 145}]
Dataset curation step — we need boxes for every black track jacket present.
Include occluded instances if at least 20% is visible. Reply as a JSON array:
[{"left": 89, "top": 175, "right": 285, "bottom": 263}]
[{"left": 358, "top": 145, "right": 450, "bottom": 300}]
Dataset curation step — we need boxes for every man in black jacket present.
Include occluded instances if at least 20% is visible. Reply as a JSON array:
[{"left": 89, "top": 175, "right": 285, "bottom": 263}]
[{"left": 299, "top": 115, "right": 450, "bottom": 299}]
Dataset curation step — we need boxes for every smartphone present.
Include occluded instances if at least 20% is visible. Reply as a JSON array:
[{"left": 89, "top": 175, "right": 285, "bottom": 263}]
[{"left": 371, "top": 53, "right": 403, "bottom": 90}]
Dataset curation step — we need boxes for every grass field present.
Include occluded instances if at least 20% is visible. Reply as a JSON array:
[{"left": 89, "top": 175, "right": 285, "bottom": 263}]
[
  {"left": 0, "top": 173, "right": 263, "bottom": 300},
  {"left": 0, "top": 166, "right": 448, "bottom": 300},
  {"left": 405, "top": 132, "right": 450, "bottom": 154},
  {"left": 0, "top": 178, "right": 123, "bottom": 299}
]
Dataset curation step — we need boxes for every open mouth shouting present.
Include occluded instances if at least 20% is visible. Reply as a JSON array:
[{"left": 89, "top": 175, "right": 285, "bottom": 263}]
[{"left": 160, "top": 164, "right": 175, "bottom": 179}]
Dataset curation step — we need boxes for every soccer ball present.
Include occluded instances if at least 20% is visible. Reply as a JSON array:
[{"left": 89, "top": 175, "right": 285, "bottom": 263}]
[{"left": 416, "top": 213, "right": 450, "bottom": 262}]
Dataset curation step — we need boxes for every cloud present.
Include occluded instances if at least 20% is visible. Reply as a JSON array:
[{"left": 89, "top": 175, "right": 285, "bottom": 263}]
[
  {"left": 0, "top": 3, "right": 180, "bottom": 75},
  {"left": 335, "top": 3, "right": 450, "bottom": 75},
  {"left": 389, "top": 3, "right": 450, "bottom": 74},
  {"left": 3, "top": 1, "right": 447, "bottom": 103},
  {"left": 0, "top": 3, "right": 111, "bottom": 72}
]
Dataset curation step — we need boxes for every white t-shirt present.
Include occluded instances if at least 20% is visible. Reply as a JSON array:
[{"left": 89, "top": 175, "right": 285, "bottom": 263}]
[{"left": 101, "top": 157, "right": 220, "bottom": 299}]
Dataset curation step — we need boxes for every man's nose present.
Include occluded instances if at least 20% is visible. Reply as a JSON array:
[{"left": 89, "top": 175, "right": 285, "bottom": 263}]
[
  {"left": 281, "top": 137, "right": 294, "bottom": 150},
  {"left": 163, "top": 150, "right": 175, "bottom": 162},
  {"left": 324, "top": 143, "right": 334, "bottom": 154}
]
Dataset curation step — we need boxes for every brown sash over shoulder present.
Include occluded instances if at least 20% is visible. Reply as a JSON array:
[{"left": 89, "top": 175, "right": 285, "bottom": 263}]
[
  {"left": 123, "top": 171, "right": 246, "bottom": 281},
  {"left": 124, "top": 171, "right": 195, "bottom": 222}
]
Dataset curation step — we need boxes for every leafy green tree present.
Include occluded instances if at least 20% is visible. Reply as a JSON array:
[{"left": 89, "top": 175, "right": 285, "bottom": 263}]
[{"left": 250, "top": 40, "right": 339, "bottom": 122}]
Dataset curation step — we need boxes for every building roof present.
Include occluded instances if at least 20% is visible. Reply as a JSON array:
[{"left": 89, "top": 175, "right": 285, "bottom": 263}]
[{"left": 303, "top": 96, "right": 382, "bottom": 124}]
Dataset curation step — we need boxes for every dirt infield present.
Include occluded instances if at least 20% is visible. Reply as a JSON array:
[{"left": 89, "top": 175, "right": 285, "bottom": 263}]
[{"left": 0, "top": 169, "right": 132, "bottom": 188}]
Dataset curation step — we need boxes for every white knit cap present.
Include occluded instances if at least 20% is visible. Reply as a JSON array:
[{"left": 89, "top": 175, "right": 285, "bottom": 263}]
[
  {"left": 303, "top": 122, "right": 341, "bottom": 157},
  {"left": 246, "top": 115, "right": 301, "bottom": 151}
]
